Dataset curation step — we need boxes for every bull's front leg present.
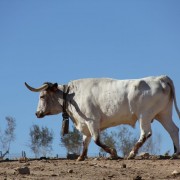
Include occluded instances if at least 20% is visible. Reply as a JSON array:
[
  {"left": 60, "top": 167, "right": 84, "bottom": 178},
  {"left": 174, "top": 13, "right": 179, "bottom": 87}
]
[
  {"left": 88, "top": 121, "right": 118, "bottom": 159},
  {"left": 77, "top": 135, "right": 91, "bottom": 161},
  {"left": 94, "top": 136, "right": 118, "bottom": 159}
]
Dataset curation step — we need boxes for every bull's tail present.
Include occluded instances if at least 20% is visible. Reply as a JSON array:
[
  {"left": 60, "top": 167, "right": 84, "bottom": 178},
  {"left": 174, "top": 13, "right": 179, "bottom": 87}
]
[{"left": 162, "top": 75, "right": 180, "bottom": 119}]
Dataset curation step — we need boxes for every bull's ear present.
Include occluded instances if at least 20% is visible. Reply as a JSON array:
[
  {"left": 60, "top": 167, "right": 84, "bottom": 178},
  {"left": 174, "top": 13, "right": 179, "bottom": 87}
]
[{"left": 51, "top": 83, "right": 58, "bottom": 92}]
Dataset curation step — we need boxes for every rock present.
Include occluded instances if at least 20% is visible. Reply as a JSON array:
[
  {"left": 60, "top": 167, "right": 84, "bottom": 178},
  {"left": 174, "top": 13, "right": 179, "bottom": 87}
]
[
  {"left": 165, "top": 155, "right": 171, "bottom": 159},
  {"left": 149, "top": 155, "right": 158, "bottom": 160},
  {"left": 121, "top": 164, "right": 126, "bottom": 168},
  {"left": 139, "top": 152, "right": 149, "bottom": 159},
  {"left": 134, "top": 156, "right": 143, "bottom": 160},
  {"left": 68, "top": 169, "right": 73, "bottom": 173},
  {"left": 40, "top": 156, "right": 49, "bottom": 160},
  {"left": 157, "top": 155, "right": 171, "bottom": 160},
  {"left": 25, "top": 162, "right": 31, "bottom": 166},
  {"left": 89, "top": 163, "right": 97, "bottom": 167},
  {"left": 170, "top": 154, "right": 180, "bottom": 160},
  {"left": 19, "top": 157, "right": 29, "bottom": 163},
  {"left": 108, "top": 174, "right": 114, "bottom": 178},
  {"left": 17, "top": 166, "right": 30, "bottom": 175},
  {"left": 133, "top": 175, "right": 142, "bottom": 180},
  {"left": 67, "top": 153, "right": 79, "bottom": 160}
]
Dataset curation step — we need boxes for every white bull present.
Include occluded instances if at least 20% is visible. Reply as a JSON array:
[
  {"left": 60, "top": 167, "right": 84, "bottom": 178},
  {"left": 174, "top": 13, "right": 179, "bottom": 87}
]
[{"left": 25, "top": 75, "right": 180, "bottom": 160}]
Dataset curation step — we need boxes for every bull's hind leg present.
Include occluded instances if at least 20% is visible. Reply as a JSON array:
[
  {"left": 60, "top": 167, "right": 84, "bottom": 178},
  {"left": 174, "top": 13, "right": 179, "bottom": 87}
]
[
  {"left": 158, "top": 115, "right": 179, "bottom": 155},
  {"left": 77, "top": 135, "right": 91, "bottom": 161},
  {"left": 128, "top": 117, "right": 152, "bottom": 159}
]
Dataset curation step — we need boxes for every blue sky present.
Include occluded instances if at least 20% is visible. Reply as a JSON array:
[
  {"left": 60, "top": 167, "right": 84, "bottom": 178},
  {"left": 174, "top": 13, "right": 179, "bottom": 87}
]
[{"left": 0, "top": 1, "right": 180, "bottom": 157}]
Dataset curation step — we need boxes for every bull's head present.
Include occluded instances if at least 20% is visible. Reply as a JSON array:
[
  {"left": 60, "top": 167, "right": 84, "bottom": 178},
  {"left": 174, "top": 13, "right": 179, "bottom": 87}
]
[{"left": 25, "top": 82, "right": 63, "bottom": 118}]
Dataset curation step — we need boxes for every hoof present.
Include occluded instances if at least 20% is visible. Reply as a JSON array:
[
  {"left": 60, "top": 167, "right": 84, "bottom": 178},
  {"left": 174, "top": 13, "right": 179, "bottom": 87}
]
[
  {"left": 76, "top": 156, "right": 85, "bottom": 161},
  {"left": 108, "top": 156, "right": 119, "bottom": 160},
  {"left": 127, "top": 151, "right": 136, "bottom": 160},
  {"left": 110, "top": 148, "right": 118, "bottom": 159},
  {"left": 170, "top": 153, "right": 180, "bottom": 160}
]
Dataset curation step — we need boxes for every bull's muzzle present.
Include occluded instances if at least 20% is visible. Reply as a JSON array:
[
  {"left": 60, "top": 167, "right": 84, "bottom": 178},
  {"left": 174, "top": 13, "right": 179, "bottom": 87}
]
[{"left": 35, "top": 111, "right": 45, "bottom": 118}]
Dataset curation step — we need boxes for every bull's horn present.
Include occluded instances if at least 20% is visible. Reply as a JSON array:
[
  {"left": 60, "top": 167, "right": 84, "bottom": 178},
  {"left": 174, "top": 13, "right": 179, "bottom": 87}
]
[{"left": 25, "top": 82, "right": 49, "bottom": 92}]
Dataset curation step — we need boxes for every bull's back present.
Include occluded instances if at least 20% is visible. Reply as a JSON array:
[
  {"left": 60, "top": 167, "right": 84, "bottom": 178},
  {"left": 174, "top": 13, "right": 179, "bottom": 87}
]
[
  {"left": 70, "top": 78, "right": 133, "bottom": 120},
  {"left": 70, "top": 76, "right": 171, "bottom": 127}
]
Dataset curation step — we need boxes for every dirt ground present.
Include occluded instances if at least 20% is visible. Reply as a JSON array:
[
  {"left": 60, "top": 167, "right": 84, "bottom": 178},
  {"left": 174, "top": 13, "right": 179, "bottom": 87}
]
[{"left": 1, "top": 156, "right": 180, "bottom": 180}]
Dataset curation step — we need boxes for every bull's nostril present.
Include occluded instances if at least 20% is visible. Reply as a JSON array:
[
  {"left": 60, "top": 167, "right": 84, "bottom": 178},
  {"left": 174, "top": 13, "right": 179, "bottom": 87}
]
[
  {"left": 36, "top": 111, "right": 41, "bottom": 117},
  {"left": 35, "top": 112, "right": 38, "bottom": 117}
]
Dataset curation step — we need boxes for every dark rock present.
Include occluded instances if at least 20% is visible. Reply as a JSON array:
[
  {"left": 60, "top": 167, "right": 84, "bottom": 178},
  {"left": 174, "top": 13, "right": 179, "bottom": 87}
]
[
  {"left": 18, "top": 166, "right": 30, "bottom": 175},
  {"left": 108, "top": 174, "right": 115, "bottom": 178},
  {"left": 40, "top": 156, "right": 49, "bottom": 160},
  {"left": 68, "top": 169, "right": 73, "bottom": 173},
  {"left": 157, "top": 155, "right": 171, "bottom": 160},
  {"left": 121, "top": 164, "right": 126, "bottom": 168},
  {"left": 133, "top": 175, "right": 142, "bottom": 180},
  {"left": 67, "top": 153, "right": 79, "bottom": 160}
]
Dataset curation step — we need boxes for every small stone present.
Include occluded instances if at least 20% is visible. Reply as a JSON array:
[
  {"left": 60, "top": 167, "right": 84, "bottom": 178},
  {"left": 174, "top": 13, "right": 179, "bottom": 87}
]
[
  {"left": 89, "top": 163, "right": 97, "bottom": 166},
  {"left": 108, "top": 174, "right": 114, "bottom": 178},
  {"left": 133, "top": 175, "right": 142, "bottom": 180},
  {"left": 121, "top": 164, "right": 126, "bottom": 168},
  {"left": 68, "top": 169, "right": 73, "bottom": 173},
  {"left": 18, "top": 157, "right": 29, "bottom": 163}
]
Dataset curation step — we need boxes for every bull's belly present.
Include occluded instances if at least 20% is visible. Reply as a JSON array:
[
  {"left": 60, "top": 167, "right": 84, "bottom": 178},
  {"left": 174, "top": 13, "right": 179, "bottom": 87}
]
[{"left": 100, "top": 113, "right": 137, "bottom": 130}]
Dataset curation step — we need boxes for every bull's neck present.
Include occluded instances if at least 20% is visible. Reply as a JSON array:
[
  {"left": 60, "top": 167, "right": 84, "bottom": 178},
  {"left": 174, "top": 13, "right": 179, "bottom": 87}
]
[
  {"left": 57, "top": 84, "right": 70, "bottom": 110},
  {"left": 58, "top": 84, "right": 78, "bottom": 126}
]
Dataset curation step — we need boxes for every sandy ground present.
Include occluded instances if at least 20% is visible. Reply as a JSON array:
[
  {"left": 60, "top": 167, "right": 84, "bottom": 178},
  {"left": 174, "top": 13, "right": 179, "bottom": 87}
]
[{"left": 1, "top": 156, "right": 180, "bottom": 180}]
